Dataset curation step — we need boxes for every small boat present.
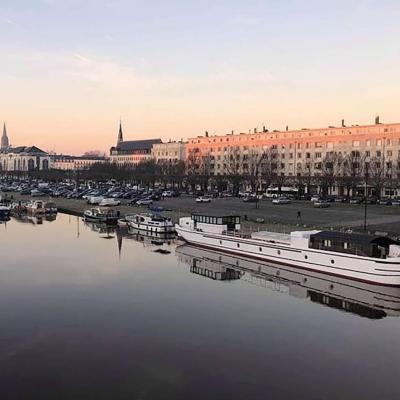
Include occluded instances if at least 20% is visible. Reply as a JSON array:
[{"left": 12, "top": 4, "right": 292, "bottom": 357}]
[
  {"left": 175, "top": 214, "right": 400, "bottom": 286},
  {"left": 128, "top": 213, "right": 175, "bottom": 234},
  {"left": 117, "top": 214, "right": 136, "bottom": 228},
  {"left": 44, "top": 201, "right": 58, "bottom": 214},
  {"left": 83, "top": 207, "right": 119, "bottom": 224},
  {"left": 0, "top": 204, "right": 11, "bottom": 218},
  {"left": 26, "top": 200, "right": 45, "bottom": 215}
]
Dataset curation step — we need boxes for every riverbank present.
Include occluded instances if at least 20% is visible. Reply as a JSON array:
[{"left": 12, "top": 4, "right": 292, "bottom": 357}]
[{"left": 5, "top": 192, "right": 400, "bottom": 236}]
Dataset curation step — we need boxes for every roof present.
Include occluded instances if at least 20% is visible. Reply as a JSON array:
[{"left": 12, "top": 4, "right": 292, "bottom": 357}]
[
  {"left": 191, "top": 213, "right": 241, "bottom": 218},
  {"left": 310, "top": 231, "right": 397, "bottom": 246},
  {"left": 9, "top": 146, "right": 47, "bottom": 155},
  {"left": 115, "top": 139, "right": 162, "bottom": 151}
]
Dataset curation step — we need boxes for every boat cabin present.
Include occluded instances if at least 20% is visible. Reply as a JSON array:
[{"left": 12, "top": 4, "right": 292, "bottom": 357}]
[
  {"left": 309, "top": 231, "right": 399, "bottom": 258},
  {"left": 186, "top": 214, "right": 241, "bottom": 234}
]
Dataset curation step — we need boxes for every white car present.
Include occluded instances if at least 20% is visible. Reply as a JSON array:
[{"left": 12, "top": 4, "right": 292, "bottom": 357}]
[
  {"left": 272, "top": 197, "right": 291, "bottom": 205},
  {"left": 87, "top": 196, "right": 104, "bottom": 205},
  {"left": 310, "top": 195, "right": 320, "bottom": 202},
  {"left": 136, "top": 198, "right": 153, "bottom": 206},
  {"left": 99, "top": 198, "right": 121, "bottom": 206},
  {"left": 162, "top": 191, "right": 172, "bottom": 197},
  {"left": 196, "top": 196, "right": 212, "bottom": 203}
]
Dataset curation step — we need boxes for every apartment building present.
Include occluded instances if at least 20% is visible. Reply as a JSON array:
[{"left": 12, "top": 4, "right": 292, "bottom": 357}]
[
  {"left": 185, "top": 118, "right": 400, "bottom": 195},
  {"left": 152, "top": 141, "right": 186, "bottom": 164}
]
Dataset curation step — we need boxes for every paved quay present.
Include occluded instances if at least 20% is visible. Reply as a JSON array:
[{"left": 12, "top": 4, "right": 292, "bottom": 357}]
[{"left": 7, "top": 193, "right": 400, "bottom": 236}]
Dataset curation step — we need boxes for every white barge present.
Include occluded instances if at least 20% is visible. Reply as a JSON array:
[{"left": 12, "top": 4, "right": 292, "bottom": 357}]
[
  {"left": 175, "top": 214, "right": 400, "bottom": 286},
  {"left": 128, "top": 213, "right": 175, "bottom": 234}
]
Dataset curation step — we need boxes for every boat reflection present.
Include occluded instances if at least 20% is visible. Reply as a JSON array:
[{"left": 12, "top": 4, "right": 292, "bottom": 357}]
[{"left": 176, "top": 245, "right": 400, "bottom": 319}]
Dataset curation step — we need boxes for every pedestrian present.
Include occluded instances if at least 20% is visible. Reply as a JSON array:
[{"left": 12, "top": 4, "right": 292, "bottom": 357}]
[{"left": 297, "top": 211, "right": 301, "bottom": 219}]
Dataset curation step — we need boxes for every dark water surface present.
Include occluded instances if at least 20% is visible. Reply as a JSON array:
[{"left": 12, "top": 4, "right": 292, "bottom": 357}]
[{"left": 0, "top": 213, "right": 399, "bottom": 400}]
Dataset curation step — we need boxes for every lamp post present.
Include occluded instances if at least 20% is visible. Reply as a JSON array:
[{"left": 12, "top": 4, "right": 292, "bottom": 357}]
[{"left": 364, "top": 162, "right": 369, "bottom": 232}]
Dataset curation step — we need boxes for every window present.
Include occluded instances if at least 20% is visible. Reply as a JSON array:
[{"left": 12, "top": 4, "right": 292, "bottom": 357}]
[
  {"left": 352, "top": 140, "right": 360, "bottom": 147},
  {"left": 376, "top": 150, "right": 381, "bottom": 157},
  {"left": 343, "top": 242, "right": 349, "bottom": 249},
  {"left": 387, "top": 150, "right": 392, "bottom": 157},
  {"left": 323, "top": 239, "right": 332, "bottom": 247},
  {"left": 377, "top": 139, "right": 382, "bottom": 146}
]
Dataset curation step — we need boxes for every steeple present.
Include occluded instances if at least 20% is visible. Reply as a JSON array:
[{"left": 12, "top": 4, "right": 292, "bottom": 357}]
[
  {"left": 1, "top": 122, "right": 9, "bottom": 150},
  {"left": 117, "top": 119, "right": 123, "bottom": 144}
]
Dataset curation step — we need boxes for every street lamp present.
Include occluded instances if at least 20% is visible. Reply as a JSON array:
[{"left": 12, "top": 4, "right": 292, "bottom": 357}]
[{"left": 364, "top": 162, "right": 369, "bottom": 232}]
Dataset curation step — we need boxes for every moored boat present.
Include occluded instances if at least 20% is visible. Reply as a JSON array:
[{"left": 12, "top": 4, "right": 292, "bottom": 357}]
[
  {"left": 175, "top": 214, "right": 400, "bottom": 286},
  {"left": 26, "top": 200, "right": 45, "bottom": 215},
  {"left": 128, "top": 213, "right": 175, "bottom": 234},
  {"left": 117, "top": 214, "right": 136, "bottom": 228},
  {"left": 44, "top": 201, "right": 58, "bottom": 214},
  {"left": 83, "top": 207, "right": 119, "bottom": 224},
  {"left": 0, "top": 204, "right": 11, "bottom": 218}
]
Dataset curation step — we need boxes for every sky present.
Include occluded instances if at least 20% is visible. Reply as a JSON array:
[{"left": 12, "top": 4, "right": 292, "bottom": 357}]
[{"left": 0, "top": 0, "right": 400, "bottom": 155}]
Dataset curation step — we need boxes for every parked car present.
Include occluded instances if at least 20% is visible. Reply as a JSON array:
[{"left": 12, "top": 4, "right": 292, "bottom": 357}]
[
  {"left": 196, "top": 196, "right": 212, "bottom": 203},
  {"left": 314, "top": 200, "right": 331, "bottom": 208},
  {"left": 349, "top": 197, "right": 363, "bottom": 204},
  {"left": 136, "top": 198, "right": 153, "bottom": 206},
  {"left": 272, "top": 197, "right": 291, "bottom": 205},
  {"left": 243, "top": 196, "right": 258, "bottom": 203},
  {"left": 310, "top": 195, "right": 320, "bottom": 202},
  {"left": 31, "top": 189, "right": 45, "bottom": 197},
  {"left": 99, "top": 198, "right": 121, "bottom": 206},
  {"left": 87, "top": 196, "right": 104, "bottom": 205}
]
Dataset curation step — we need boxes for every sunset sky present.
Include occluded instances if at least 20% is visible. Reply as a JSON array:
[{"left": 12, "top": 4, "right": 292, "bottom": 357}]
[{"left": 1, "top": 0, "right": 399, "bottom": 155}]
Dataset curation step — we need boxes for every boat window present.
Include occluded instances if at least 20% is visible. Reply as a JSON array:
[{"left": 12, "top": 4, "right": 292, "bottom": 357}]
[
  {"left": 277, "top": 250, "right": 281, "bottom": 255},
  {"left": 237, "top": 243, "right": 240, "bottom": 248},
  {"left": 323, "top": 240, "right": 332, "bottom": 247},
  {"left": 305, "top": 255, "right": 308, "bottom": 260},
  {"left": 235, "top": 217, "right": 240, "bottom": 224},
  {"left": 217, "top": 217, "right": 222, "bottom": 224},
  {"left": 220, "top": 240, "right": 222, "bottom": 245},
  {"left": 205, "top": 217, "right": 209, "bottom": 223},
  {"left": 259, "top": 247, "right": 262, "bottom": 252},
  {"left": 331, "top": 259, "right": 335, "bottom": 264},
  {"left": 343, "top": 242, "right": 349, "bottom": 249}
]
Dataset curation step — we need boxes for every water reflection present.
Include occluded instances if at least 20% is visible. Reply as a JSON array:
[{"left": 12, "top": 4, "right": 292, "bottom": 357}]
[{"left": 176, "top": 245, "right": 400, "bottom": 319}]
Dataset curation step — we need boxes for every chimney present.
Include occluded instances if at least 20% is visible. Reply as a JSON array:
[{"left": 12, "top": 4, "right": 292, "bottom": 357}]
[
  {"left": 375, "top": 116, "right": 380, "bottom": 125},
  {"left": 254, "top": 128, "right": 257, "bottom": 134},
  {"left": 231, "top": 130, "right": 234, "bottom": 135},
  {"left": 341, "top": 119, "right": 345, "bottom": 127},
  {"left": 263, "top": 125, "right": 266, "bottom": 132},
  {"left": 286, "top": 125, "right": 288, "bottom": 131},
  {"left": 205, "top": 131, "right": 209, "bottom": 137}
]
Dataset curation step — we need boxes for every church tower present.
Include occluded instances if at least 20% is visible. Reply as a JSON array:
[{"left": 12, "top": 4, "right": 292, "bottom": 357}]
[
  {"left": 117, "top": 119, "right": 123, "bottom": 144},
  {"left": 1, "top": 122, "right": 9, "bottom": 150}
]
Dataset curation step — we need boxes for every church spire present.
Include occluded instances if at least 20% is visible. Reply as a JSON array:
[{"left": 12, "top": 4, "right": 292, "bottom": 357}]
[
  {"left": 1, "top": 122, "right": 9, "bottom": 150},
  {"left": 117, "top": 119, "right": 123, "bottom": 144}
]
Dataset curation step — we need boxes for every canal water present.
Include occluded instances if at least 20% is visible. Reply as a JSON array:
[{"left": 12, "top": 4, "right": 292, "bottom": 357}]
[{"left": 0, "top": 213, "right": 399, "bottom": 399}]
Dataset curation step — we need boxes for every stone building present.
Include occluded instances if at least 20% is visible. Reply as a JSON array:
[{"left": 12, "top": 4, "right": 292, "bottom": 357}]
[
  {"left": 109, "top": 121, "right": 161, "bottom": 167},
  {"left": 51, "top": 154, "right": 107, "bottom": 170},
  {"left": 151, "top": 140, "right": 186, "bottom": 164},
  {"left": 185, "top": 118, "right": 400, "bottom": 196},
  {"left": 0, "top": 125, "right": 51, "bottom": 172}
]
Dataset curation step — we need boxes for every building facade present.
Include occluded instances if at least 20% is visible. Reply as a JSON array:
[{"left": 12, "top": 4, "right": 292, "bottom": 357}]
[
  {"left": 109, "top": 122, "right": 161, "bottom": 167},
  {"left": 152, "top": 141, "right": 186, "bottom": 164},
  {"left": 0, "top": 125, "right": 51, "bottom": 172},
  {"left": 51, "top": 155, "right": 108, "bottom": 170},
  {"left": 185, "top": 118, "right": 400, "bottom": 196},
  {"left": 0, "top": 146, "right": 51, "bottom": 172}
]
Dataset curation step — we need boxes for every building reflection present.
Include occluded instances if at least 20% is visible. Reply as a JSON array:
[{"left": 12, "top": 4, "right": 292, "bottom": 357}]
[{"left": 176, "top": 245, "right": 400, "bottom": 319}]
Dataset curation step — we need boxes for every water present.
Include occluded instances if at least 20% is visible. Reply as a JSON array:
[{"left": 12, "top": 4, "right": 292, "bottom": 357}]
[{"left": 0, "top": 213, "right": 400, "bottom": 400}]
